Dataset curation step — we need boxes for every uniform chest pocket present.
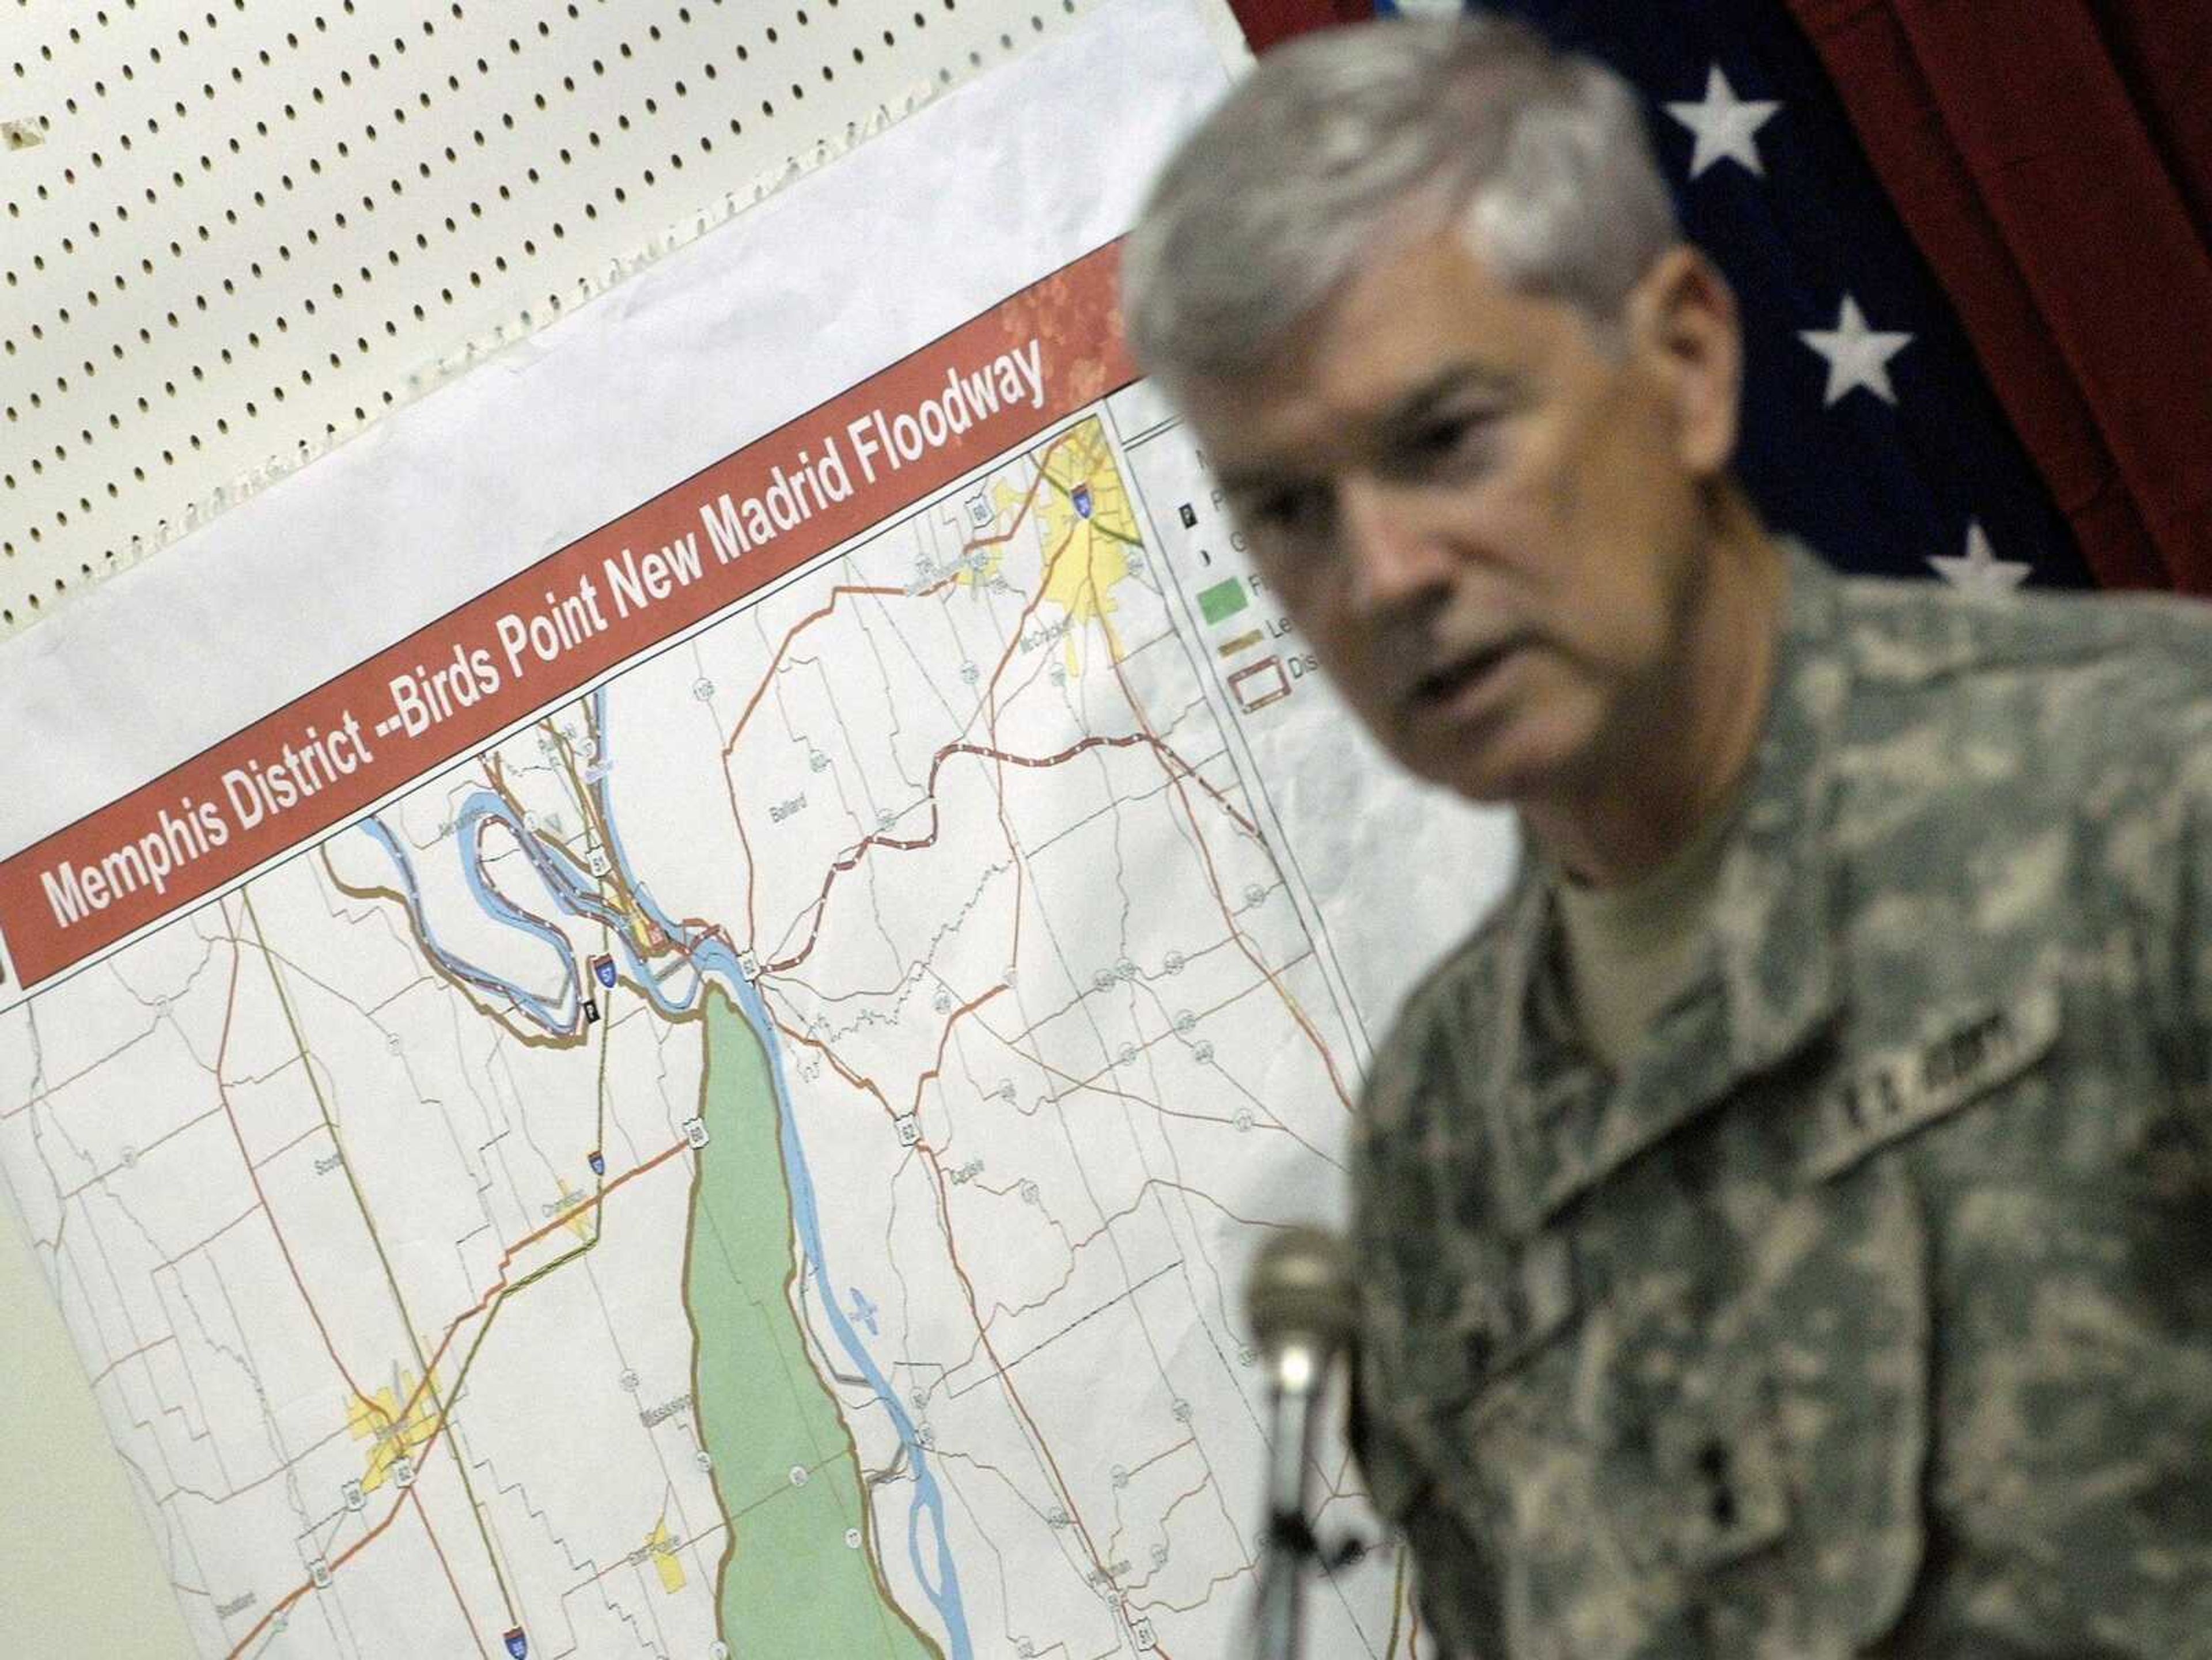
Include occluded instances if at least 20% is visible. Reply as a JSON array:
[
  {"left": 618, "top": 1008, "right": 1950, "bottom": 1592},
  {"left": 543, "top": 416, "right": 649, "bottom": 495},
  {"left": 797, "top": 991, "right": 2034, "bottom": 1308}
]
[{"left": 1390, "top": 1160, "right": 1936, "bottom": 1659}]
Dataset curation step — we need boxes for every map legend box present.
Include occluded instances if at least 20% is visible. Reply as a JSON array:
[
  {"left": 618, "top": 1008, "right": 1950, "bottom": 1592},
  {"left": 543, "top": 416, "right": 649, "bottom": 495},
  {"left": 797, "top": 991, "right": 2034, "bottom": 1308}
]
[{"left": 1196, "top": 577, "right": 1248, "bottom": 626}]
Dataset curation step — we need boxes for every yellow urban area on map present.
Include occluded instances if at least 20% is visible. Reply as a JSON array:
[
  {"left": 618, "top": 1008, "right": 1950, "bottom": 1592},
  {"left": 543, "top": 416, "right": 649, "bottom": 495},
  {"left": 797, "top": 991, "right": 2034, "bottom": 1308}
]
[
  {"left": 645, "top": 1519, "right": 685, "bottom": 1594},
  {"left": 558, "top": 1181, "right": 597, "bottom": 1242},
  {"left": 1035, "top": 419, "right": 1140, "bottom": 672},
  {"left": 346, "top": 1368, "right": 444, "bottom": 1494}
]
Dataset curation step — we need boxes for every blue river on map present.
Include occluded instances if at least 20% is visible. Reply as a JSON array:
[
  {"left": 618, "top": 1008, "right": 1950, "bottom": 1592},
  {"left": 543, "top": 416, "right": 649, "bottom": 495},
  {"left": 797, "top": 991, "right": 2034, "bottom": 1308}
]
[{"left": 359, "top": 689, "right": 975, "bottom": 1660}]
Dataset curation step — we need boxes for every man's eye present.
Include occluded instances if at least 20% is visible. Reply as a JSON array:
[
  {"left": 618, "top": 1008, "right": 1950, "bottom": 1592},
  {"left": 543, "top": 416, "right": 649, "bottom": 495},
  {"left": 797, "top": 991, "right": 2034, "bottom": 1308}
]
[
  {"left": 1242, "top": 486, "right": 1331, "bottom": 536},
  {"left": 1392, "top": 413, "right": 1498, "bottom": 475}
]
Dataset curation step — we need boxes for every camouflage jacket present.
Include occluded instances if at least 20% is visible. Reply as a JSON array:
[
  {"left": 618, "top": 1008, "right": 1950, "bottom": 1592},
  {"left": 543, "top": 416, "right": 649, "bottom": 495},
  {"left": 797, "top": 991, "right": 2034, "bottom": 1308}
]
[{"left": 1351, "top": 544, "right": 2212, "bottom": 1658}]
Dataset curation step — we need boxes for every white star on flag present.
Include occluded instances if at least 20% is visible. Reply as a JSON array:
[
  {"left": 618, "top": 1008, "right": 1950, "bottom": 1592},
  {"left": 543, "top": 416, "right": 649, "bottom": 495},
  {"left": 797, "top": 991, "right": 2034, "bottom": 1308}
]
[
  {"left": 1928, "top": 521, "right": 2032, "bottom": 596},
  {"left": 1800, "top": 295, "right": 1915, "bottom": 406},
  {"left": 1665, "top": 65, "right": 1783, "bottom": 180}
]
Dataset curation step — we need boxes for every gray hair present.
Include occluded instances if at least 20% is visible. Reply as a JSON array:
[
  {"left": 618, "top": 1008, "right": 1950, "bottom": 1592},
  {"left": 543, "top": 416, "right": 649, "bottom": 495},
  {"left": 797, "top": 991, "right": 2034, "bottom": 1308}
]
[{"left": 1122, "top": 16, "right": 1679, "bottom": 384}]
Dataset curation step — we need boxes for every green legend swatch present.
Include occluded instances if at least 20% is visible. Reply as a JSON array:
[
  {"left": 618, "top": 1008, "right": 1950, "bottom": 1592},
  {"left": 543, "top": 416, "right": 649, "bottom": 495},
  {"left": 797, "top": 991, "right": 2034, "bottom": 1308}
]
[{"left": 1197, "top": 577, "right": 1249, "bottom": 626}]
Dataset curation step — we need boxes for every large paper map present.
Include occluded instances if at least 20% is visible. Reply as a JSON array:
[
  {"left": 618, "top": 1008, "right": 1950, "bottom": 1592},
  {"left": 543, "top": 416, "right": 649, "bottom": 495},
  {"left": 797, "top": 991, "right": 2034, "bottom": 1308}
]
[{"left": 0, "top": 5, "right": 1509, "bottom": 1655}]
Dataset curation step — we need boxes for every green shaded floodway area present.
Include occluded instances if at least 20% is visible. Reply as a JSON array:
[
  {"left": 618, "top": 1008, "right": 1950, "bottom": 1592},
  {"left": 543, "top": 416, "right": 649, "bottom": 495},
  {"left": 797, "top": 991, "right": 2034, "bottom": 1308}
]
[{"left": 685, "top": 988, "right": 942, "bottom": 1658}]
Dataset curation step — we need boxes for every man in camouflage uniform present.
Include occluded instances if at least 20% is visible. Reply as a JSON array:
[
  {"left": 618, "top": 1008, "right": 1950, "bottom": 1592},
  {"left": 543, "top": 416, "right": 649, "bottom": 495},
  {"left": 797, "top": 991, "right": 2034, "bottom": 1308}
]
[{"left": 1122, "top": 14, "right": 2212, "bottom": 1658}]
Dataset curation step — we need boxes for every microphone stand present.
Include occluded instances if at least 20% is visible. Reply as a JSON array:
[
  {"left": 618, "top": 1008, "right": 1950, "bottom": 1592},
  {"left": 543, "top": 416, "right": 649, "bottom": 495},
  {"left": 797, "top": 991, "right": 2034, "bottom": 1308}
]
[
  {"left": 1252, "top": 1342, "right": 1327, "bottom": 1660},
  {"left": 1243, "top": 1226, "right": 1354, "bottom": 1660}
]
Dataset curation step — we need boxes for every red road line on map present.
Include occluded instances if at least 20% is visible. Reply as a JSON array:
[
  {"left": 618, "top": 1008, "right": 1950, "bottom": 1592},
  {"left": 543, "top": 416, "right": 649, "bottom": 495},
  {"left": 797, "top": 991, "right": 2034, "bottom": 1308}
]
[
  {"left": 764, "top": 732, "right": 1148, "bottom": 975},
  {"left": 217, "top": 436, "right": 1183, "bottom": 1654},
  {"left": 408, "top": 1483, "right": 494, "bottom": 1660},
  {"left": 718, "top": 431, "right": 1214, "bottom": 1650},
  {"left": 88, "top": 1333, "right": 176, "bottom": 1388},
  {"left": 716, "top": 448, "right": 1054, "bottom": 946},
  {"left": 222, "top": 1135, "right": 689, "bottom": 1657},
  {"left": 752, "top": 437, "right": 1239, "bottom": 1653},
  {"left": 755, "top": 793, "right": 1161, "bottom": 1627},
  {"left": 58, "top": 1104, "right": 229, "bottom": 1199},
  {"left": 906, "top": 984, "right": 1009, "bottom": 1118},
  {"left": 918, "top": 1139, "right": 1177, "bottom": 1656},
  {"left": 720, "top": 583, "right": 908, "bottom": 943},
  {"left": 984, "top": 699, "right": 1031, "bottom": 975},
  {"left": 150, "top": 1200, "right": 265, "bottom": 1273},
  {"left": 731, "top": 433, "right": 1085, "bottom": 988},
  {"left": 767, "top": 1013, "right": 894, "bottom": 1113},
  {"left": 401, "top": 1134, "right": 692, "bottom": 1400},
  {"left": 922, "top": 444, "right": 1159, "bottom": 1638},
  {"left": 721, "top": 477, "right": 1055, "bottom": 773},
  {"left": 945, "top": 450, "right": 1349, "bottom": 1642},
  {"left": 210, "top": 935, "right": 389, "bottom": 1420},
  {"left": 1104, "top": 634, "right": 1356, "bottom": 1113},
  {"left": 723, "top": 434, "right": 1069, "bottom": 950},
  {"left": 759, "top": 934, "right": 1139, "bottom": 1617}
]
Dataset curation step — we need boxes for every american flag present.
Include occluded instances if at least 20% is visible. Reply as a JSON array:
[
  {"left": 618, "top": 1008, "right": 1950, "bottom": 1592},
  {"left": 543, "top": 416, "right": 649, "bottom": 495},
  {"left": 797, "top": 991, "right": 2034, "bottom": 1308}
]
[{"left": 1365, "top": 0, "right": 2097, "bottom": 593}]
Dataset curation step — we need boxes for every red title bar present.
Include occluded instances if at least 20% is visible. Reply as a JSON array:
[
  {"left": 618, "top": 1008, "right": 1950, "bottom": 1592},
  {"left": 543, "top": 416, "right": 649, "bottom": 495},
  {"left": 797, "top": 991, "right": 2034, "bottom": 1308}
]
[{"left": 0, "top": 244, "right": 1132, "bottom": 990}]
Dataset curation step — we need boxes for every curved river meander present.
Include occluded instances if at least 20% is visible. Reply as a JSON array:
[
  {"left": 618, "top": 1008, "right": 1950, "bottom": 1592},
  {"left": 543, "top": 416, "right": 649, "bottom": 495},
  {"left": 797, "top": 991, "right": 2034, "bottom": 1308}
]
[{"left": 363, "top": 687, "right": 971, "bottom": 1658}]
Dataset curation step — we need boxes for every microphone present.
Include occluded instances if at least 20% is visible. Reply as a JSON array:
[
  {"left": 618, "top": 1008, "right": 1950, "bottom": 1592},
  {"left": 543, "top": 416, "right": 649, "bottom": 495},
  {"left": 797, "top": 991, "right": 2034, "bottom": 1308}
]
[{"left": 1244, "top": 1224, "right": 1356, "bottom": 1660}]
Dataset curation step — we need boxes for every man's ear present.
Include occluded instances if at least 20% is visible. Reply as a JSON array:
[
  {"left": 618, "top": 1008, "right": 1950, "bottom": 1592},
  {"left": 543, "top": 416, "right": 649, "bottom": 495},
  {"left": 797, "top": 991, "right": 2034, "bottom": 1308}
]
[{"left": 1624, "top": 245, "right": 1743, "bottom": 479}]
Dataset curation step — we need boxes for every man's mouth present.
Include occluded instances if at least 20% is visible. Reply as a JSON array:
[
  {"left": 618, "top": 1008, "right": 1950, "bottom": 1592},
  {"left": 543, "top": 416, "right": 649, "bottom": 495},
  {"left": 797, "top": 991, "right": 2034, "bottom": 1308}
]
[{"left": 1408, "top": 640, "right": 1520, "bottom": 710}]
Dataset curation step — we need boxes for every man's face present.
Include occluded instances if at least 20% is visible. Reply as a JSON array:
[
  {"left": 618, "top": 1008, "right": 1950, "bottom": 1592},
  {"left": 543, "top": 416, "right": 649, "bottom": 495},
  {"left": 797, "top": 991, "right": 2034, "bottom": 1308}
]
[{"left": 1179, "top": 228, "right": 1733, "bottom": 806}]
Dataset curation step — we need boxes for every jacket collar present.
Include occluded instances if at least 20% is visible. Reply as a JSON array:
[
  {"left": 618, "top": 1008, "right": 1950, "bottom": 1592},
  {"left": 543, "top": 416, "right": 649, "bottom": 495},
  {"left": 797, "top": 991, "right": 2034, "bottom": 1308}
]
[{"left": 1482, "top": 541, "right": 1853, "bottom": 1235}]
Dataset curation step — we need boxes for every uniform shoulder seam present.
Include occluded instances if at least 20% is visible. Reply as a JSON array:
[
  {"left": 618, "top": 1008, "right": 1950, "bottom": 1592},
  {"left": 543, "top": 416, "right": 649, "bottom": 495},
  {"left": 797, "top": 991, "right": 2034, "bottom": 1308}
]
[{"left": 1835, "top": 570, "right": 2212, "bottom": 693}]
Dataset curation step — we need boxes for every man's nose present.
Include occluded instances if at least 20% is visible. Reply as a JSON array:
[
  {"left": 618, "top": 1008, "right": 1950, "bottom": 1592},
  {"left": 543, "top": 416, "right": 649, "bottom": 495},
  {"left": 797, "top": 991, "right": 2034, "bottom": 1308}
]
[{"left": 1338, "top": 474, "right": 1453, "bottom": 613}]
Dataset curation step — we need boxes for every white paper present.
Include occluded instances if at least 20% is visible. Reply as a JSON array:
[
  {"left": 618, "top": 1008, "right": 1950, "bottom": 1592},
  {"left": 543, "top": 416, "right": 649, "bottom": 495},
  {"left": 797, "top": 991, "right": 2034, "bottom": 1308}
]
[{"left": 0, "top": 5, "right": 1506, "bottom": 1655}]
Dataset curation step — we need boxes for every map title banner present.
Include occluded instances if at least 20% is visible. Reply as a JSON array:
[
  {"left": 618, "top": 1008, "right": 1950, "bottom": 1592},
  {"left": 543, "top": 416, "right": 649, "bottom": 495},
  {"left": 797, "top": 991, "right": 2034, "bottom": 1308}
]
[{"left": 0, "top": 246, "right": 1131, "bottom": 990}]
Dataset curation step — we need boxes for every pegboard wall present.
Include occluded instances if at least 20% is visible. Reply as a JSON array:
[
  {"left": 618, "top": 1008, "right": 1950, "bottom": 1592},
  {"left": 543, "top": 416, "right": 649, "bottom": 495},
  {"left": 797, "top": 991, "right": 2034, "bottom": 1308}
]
[{"left": 0, "top": 0, "right": 1251, "bottom": 639}]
